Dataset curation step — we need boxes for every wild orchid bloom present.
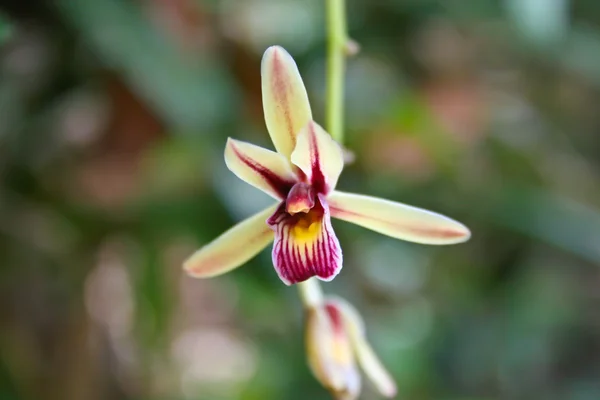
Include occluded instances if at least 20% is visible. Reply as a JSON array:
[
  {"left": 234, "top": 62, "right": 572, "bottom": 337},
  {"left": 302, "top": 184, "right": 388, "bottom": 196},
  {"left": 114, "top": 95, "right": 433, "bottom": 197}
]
[
  {"left": 184, "top": 46, "right": 470, "bottom": 285},
  {"left": 306, "top": 297, "right": 396, "bottom": 399}
]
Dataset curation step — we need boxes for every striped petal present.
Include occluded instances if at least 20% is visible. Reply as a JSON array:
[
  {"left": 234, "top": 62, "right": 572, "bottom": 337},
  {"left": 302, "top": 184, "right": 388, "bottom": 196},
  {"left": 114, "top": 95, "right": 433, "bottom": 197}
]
[
  {"left": 328, "top": 191, "right": 471, "bottom": 245},
  {"left": 306, "top": 303, "right": 361, "bottom": 400},
  {"left": 261, "top": 46, "right": 313, "bottom": 160},
  {"left": 329, "top": 298, "right": 397, "bottom": 398},
  {"left": 290, "top": 121, "right": 344, "bottom": 194},
  {"left": 267, "top": 194, "right": 342, "bottom": 285},
  {"left": 225, "top": 138, "right": 297, "bottom": 200},
  {"left": 184, "top": 204, "right": 278, "bottom": 278}
]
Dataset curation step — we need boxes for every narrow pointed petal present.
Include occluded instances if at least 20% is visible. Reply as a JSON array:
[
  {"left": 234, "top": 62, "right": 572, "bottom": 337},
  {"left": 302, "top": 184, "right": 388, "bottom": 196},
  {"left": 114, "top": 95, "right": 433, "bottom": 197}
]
[
  {"left": 328, "top": 191, "right": 471, "bottom": 245},
  {"left": 305, "top": 305, "right": 361, "bottom": 400},
  {"left": 184, "top": 204, "right": 278, "bottom": 278},
  {"left": 290, "top": 121, "right": 344, "bottom": 194},
  {"left": 329, "top": 298, "right": 397, "bottom": 398},
  {"left": 261, "top": 46, "right": 312, "bottom": 160},
  {"left": 267, "top": 194, "right": 342, "bottom": 285},
  {"left": 225, "top": 138, "right": 298, "bottom": 200}
]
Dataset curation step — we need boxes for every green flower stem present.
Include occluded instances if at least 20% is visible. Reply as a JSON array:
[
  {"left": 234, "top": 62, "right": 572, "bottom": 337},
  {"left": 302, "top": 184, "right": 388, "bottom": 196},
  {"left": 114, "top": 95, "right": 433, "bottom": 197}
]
[
  {"left": 297, "top": 279, "right": 325, "bottom": 308},
  {"left": 297, "top": 0, "right": 349, "bottom": 309},
  {"left": 325, "top": 0, "right": 347, "bottom": 143}
]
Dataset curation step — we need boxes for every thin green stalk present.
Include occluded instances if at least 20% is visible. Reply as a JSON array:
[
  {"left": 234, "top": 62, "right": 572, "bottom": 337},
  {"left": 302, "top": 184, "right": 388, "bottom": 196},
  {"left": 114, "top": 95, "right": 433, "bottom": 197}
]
[
  {"left": 297, "top": 279, "right": 325, "bottom": 308},
  {"left": 325, "top": 0, "right": 347, "bottom": 143},
  {"left": 297, "top": 0, "right": 349, "bottom": 309}
]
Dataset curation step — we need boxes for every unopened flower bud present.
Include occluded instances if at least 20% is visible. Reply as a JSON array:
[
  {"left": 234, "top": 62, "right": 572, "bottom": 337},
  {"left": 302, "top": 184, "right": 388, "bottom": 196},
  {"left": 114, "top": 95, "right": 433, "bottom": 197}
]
[
  {"left": 305, "top": 297, "right": 397, "bottom": 399},
  {"left": 306, "top": 302, "right": 361, "bottom": 399}
]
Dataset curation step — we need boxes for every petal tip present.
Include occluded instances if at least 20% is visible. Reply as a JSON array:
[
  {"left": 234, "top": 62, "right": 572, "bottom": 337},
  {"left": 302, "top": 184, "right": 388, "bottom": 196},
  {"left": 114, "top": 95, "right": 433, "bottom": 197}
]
[
  {"left": 449, "top": 221, "right": 471, "bottom": 244},
  {"left": 381, "top": 385, "right": 398, "bottom": 398},
  {"left": 263, "top": 44, "right": 285, "bottom": 55},
  {"left": 182, "top": 254, "right": 208, "bottom": 278},
  {"left": 460, "top": 225, "right": 472, "bottom": 242},
  {"left": 432, "top": 221, "right": 472, "bottom": 245},
  {"left": 261, "top": 45, "right": 290, "bottom": 72},
  {"left": 182, "top": 250, "right": 222, "bottom": 279},
  {"left": 224, "top": 136, "right": 235, "bottom": 154}
]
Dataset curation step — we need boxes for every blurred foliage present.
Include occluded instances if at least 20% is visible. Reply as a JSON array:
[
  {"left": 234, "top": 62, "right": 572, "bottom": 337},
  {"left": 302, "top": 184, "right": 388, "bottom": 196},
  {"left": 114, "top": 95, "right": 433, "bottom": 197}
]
[{"left": 1, "top": 0, "right": 600, "bottom": 399}]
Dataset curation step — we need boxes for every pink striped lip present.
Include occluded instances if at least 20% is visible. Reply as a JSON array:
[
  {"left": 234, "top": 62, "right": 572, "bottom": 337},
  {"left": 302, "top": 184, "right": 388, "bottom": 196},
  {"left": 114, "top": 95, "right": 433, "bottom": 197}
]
[{"left": 267, "top": 194, "right": 343, "bottom": 285}]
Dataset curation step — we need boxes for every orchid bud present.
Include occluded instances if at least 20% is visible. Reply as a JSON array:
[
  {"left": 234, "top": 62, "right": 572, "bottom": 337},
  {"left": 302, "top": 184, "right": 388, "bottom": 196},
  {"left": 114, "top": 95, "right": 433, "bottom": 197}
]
[
  {"left": 305, "top": 297, "right": 397, "bottom": 399},
  {"left": 305, "top": 302, "right": 361, "bottom": 399}
]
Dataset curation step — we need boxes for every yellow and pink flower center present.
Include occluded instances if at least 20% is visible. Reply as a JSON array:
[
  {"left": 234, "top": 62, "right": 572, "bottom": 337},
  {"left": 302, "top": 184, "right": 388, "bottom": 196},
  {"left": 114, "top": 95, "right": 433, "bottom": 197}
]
[{"left": 267, "top": 185, "right": 343, "bottom": 285}]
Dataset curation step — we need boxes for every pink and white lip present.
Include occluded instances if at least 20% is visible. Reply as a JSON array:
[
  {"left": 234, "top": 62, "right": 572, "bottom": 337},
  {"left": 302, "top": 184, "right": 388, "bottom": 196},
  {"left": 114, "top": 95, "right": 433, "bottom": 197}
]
[{"left": 183, "top": 45, "right": 470, "bottom": 285}]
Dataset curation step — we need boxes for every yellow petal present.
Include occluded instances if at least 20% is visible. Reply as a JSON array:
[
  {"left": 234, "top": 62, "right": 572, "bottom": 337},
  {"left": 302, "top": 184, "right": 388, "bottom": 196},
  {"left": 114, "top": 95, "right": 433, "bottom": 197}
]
[
  {"left": 261, "top": 46, "right": 313, "bottom": 160},
  {"left": 183, "top": 204, "right": 278, "bottom": 278},
  {"left": 328, "top": 191, "right": 471, "bottom": 245},
  {"left": 225, "top": 138, "right": 298, "bottom": 200},
  {"left": 290, "top": 121, "right": 344, "bottom": 194},
  {"left": 329, "top": 298, "right": 397, "bottom": 398}
]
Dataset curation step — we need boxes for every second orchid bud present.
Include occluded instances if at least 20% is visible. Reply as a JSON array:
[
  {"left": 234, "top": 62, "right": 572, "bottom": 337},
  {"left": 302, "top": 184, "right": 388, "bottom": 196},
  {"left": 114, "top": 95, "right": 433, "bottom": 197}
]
[{"left": 305, "top": 298, "right": 397, "bottom": 399}]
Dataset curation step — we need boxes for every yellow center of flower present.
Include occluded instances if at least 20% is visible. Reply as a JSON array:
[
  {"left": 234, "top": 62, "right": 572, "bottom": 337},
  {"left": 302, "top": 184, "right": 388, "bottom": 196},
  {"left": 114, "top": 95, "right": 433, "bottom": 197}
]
[{"left": 291, "top": 211, "right": 322, "bottom": 242}]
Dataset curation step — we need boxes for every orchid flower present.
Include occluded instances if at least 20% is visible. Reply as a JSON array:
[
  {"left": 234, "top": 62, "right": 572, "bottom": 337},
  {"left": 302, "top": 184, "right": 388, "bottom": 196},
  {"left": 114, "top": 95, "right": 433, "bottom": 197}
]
[
  {"left": 183, "top": 45, "right": 470, "bottom": 285},
  {"left": 306, "top": 297, "right": 396, "bottom": 399}
]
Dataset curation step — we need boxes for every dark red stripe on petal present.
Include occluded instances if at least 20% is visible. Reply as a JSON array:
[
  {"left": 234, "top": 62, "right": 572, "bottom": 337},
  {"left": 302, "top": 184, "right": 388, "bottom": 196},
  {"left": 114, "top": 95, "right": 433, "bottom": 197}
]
[
  {"left": 307, "top": 122, "right": 328, "bottom": 194},
  {"left": 324, "top": 302, "right": 345, "bottom": 334},
  {"left": 232, "top": 144, "right": 295, "bottom": 199},
  {"left": 271, "top": 50, "right": 295, "bottom": 146}
]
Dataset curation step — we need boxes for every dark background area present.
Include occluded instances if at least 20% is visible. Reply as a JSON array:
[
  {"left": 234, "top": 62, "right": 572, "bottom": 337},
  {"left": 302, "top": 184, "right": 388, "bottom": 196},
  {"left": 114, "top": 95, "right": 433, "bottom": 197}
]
[{"left": 1, "top": 0, "right": 599, "bottom": 399}]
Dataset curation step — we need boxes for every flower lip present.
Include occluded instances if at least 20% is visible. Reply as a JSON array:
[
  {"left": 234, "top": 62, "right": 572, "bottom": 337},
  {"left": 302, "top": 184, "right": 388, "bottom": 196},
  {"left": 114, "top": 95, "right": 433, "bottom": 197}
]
[
  {"left": 268, "top": 194, "right": 343, "bottom": 285},
  {"left": 286, "top": 182, "right": 315, "bottom": 214}
]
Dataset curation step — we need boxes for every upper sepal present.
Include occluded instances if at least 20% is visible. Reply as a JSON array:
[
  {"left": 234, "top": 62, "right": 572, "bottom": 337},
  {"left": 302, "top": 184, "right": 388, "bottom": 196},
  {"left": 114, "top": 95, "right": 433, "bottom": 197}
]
[{"left": 261, "top": 46, "right": 313, "bottom": 160}]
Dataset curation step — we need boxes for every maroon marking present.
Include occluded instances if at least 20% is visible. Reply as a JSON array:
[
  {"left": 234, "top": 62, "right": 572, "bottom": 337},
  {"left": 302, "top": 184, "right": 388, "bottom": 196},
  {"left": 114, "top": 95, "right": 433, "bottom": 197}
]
[
  {"left": 307, "top": 123, "right": 328, "bottom": 194},
  {"left": 292, "top": 242, "right": 302, "bottom": 283},
  {"left": 303, "top": 243, "right": 312, "bottom": 282},
  {"left": 317, "top": 233, "right": 326, "bottom": 276},
  {"left": 311, "top": 240, "right": 319, "bottom": 279},
  {"left": 324, "top": 302, "right": 345, "bottom": 333},
  {"left": 232, "top": 144, "right": 295, "bottom": 199},
  {"left": 286, "top": 229, "right": 295, "bottom": 282},
  {"left": 271, "top": 50, "right": 296, "bottom": 147},
  {"left": 329, "top": 205, "right": 467, "bottom": 239}
]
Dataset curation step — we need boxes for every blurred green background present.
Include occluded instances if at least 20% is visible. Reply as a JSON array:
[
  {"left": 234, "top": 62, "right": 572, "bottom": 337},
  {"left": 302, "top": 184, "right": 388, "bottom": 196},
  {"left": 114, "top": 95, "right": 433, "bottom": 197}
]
[{"left": 1, "top": 0, "right": 600, "bottom": 399}]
